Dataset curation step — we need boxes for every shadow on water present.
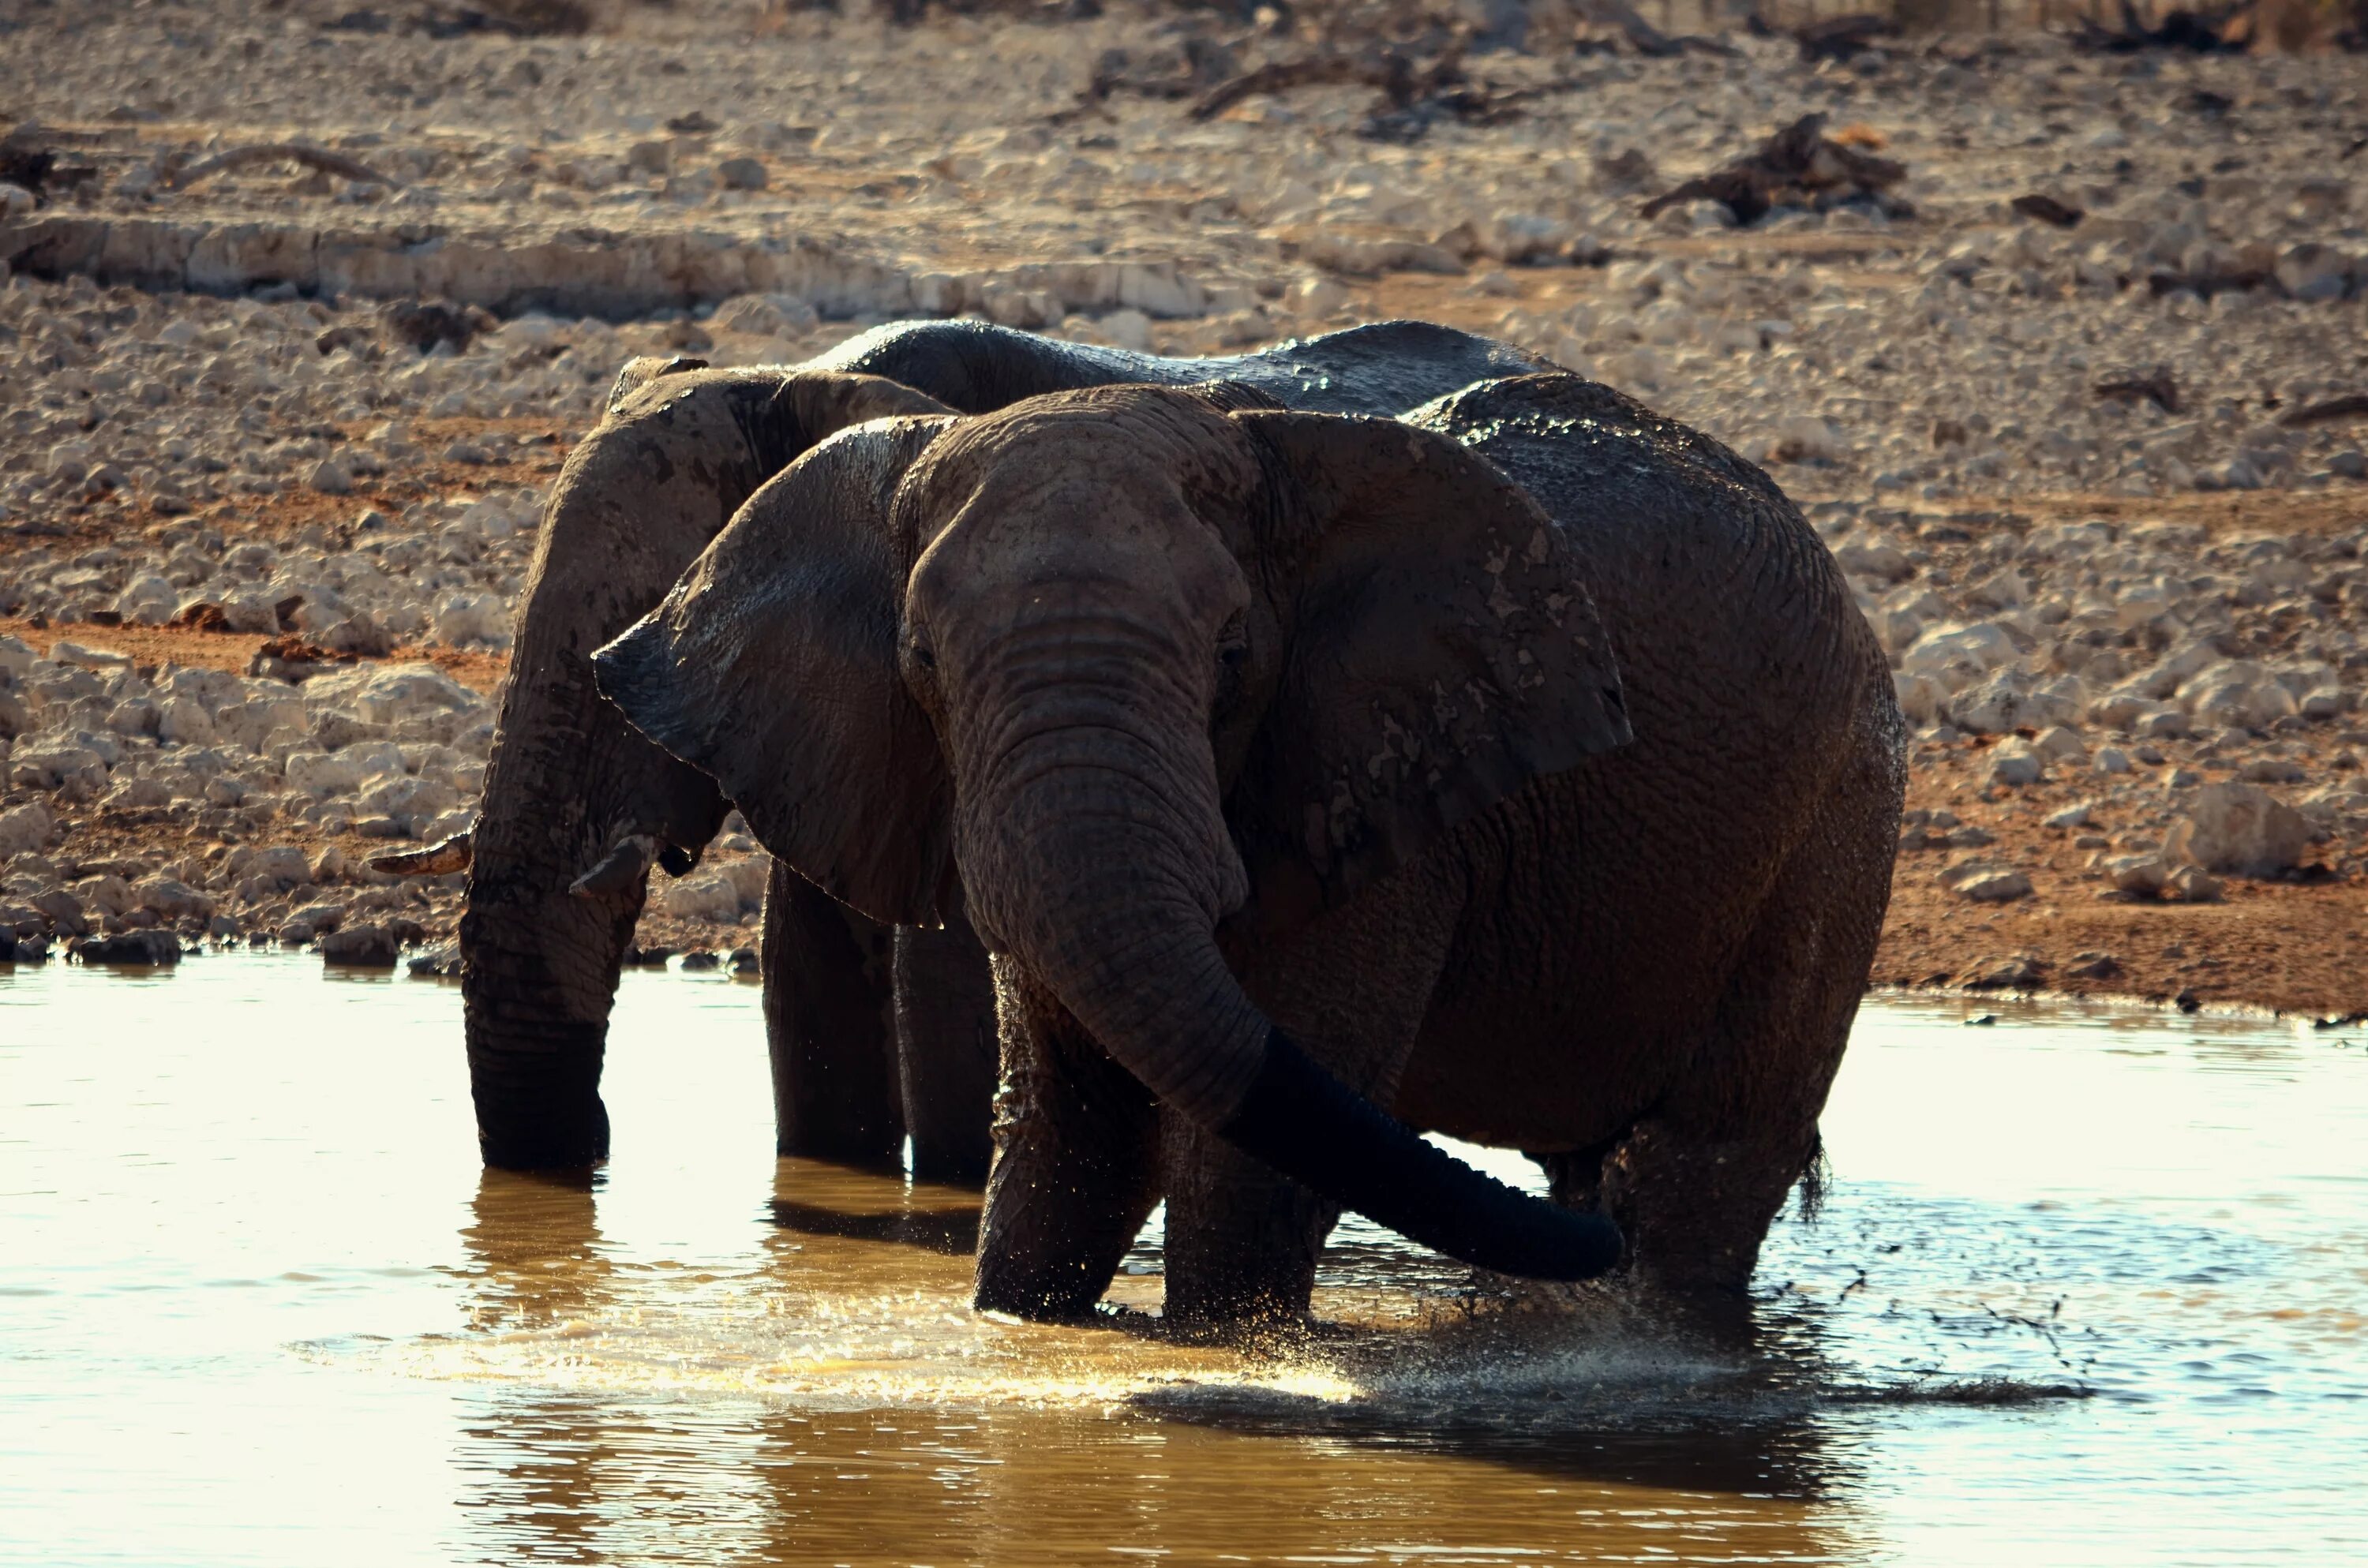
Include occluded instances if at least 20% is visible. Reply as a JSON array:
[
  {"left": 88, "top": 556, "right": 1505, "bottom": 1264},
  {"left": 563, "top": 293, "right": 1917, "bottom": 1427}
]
[{"left": 766, "top": 1193, "right": 981, "bottom": 1256}]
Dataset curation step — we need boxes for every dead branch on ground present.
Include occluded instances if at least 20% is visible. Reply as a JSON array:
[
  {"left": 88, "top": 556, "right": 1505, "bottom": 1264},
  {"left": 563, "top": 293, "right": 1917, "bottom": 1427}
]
[
  {"left": 2279, "top": 392, "right": 2368, "bottom": 428},
  {"left": 2093, "top": 365, "right": 2181, "bottom": 414},
  {"left": 1639, "top": 113, "right": 1909, "bottom": 226},
  {"left": 168, "top": 144, "right": 400, "bottom": 191},
  {"left": 2070, "top": 0, "right": 2252, "bottom": 53}
]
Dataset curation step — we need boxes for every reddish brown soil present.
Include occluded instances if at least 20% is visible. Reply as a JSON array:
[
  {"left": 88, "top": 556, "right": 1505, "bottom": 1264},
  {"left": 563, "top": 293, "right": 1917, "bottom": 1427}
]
[{"left": 1880, "top": 740, "right": 2368, "bottom": 1020}]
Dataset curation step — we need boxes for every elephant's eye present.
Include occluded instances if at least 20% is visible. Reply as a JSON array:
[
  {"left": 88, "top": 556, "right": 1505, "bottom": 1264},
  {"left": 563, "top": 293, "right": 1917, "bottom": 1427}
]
[
  {"left": 908, "top": 638, "right": 936, "bottom": 671},
  {"left": 1217, "top": 644, "right": 1246, "bottom": 671}
]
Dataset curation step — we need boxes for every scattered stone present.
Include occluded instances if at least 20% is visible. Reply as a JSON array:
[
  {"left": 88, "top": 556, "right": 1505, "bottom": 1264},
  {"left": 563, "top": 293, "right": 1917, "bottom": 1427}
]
[
  {"left": 1960, "top": 951, "right": 2045, "bottom": 989},
  {"left": 1940, "top": 861, "right": 2033, "bottom": 902},
  {"left": 1988, "top": 739, "right": 2044, "bottom": 788},
  {"left": 70, "top": 929, "right": 180, "bottom": 964},
  {"left": 2171, "top": 783, "right": 2311, "bottom": 877},
  {"left": 320, "top": 922, "right": 399, "bottom": 966},
  {"left": 680, "top": 949, "right": 720, "bottom": 971},
  {"left": 407, "top": 943, "right": 461, "bottom": 976},
  {"left": 716, "top": 156, "right": 767, "bottom": 192}
]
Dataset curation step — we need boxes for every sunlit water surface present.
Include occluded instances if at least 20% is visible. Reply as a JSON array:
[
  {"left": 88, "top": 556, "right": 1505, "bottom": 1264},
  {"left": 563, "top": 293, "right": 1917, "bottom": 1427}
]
[{"left": 3, "top": 954, "right": 2362, "bottom": 1566}]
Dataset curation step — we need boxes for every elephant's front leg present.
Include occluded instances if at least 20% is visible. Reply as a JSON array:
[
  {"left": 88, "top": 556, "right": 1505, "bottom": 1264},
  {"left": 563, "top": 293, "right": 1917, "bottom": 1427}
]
[
  {"left": 1163, "top": 874, "right": 1461, "bottom": 1327},
  {"left": 892, "top": 904, "right": 1000, "bottom": 1185},
  {"left": 759, "top": 859, "right": 903, "bottom": 1166},
  {"left": 1158, "top": 1118, "right": 1341, "bottom": 1329},
  {"left": 974, "top": 957, "right": 1161, "bottom": 1321}
]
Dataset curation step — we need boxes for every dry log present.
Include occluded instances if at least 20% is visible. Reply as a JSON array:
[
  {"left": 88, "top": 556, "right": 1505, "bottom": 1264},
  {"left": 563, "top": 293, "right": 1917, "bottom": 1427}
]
[
  {"left": 2279, "top": 393, "right": 2368, "bottom": 428},
  {"left": 2093, "top": 366, "right": 2181, "bottom": 414},
  {"left": 168, "top": 144, "right": 399, "bottom": 192},
  {"left": 2010, "top": 193, "right": 2086, "bottom": 229},
  {"left": 2072, "top": 0, "right": 2251, "bottom": 53},
  {"left": 1639, "top": 113, "right": 1909, "bottom": 226}
]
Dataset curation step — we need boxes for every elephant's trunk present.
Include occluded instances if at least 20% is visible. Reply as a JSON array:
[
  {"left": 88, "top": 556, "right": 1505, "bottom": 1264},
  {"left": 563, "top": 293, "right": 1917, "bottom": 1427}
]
[
  {"left": 957, "top": 638, "right": 1621, "bottom": 1283},
  {"left": 462, "top": 636, "right": 725, "bottom": 1169}
]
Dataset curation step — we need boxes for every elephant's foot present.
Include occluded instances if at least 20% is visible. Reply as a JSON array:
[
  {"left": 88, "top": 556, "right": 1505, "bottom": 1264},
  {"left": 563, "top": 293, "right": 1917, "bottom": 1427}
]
[
  {"left": 475, "top": 1091, "right": 611, "bottom": 1172},
  {"left": 1157, "top": 1115, "right": 1339, "bottom": 1330},
  {"left": 1598, "top": 1117, "right": 1815, "bottom": 1303},
  {"left": 972, "top": 1125, "right": 1160, "bottom": 1319}
]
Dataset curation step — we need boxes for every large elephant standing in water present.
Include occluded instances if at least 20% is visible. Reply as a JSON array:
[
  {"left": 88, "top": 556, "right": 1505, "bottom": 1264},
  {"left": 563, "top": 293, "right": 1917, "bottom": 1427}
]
[
  {"left": 419, "top": 320, "right": 1553, "bottom": 1178},
  {"left": 593, "top": 374, "right": 1905, "bottom": 1325}
]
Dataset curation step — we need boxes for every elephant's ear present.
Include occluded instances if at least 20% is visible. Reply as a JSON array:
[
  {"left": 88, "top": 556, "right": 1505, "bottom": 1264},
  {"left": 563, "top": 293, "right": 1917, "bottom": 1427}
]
[
  {"left": 593, "top": 417, "right": 960, "bottom": 928},
  {"left": 1223, "top": 410, "right": 1632, "bottom": 934}
]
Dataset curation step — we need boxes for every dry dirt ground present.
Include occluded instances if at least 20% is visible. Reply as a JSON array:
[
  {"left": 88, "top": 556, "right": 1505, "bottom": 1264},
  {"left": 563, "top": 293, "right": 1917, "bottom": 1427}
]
[{"left": 3, "top": 1, "right": 2366, "bottom": 1014}]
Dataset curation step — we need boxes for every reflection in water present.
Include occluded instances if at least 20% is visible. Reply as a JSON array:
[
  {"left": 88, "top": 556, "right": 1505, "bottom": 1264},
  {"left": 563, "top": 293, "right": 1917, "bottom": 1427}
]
[
  {"left": 443, "top": 1148, "right": 1861, "bottom": 1562},
  {"left": 6, "top": 957, "right": 2366, "bottom": 1565},
  {"left": 457, "top": 1168, "right": 613, "bottom": 1329}
]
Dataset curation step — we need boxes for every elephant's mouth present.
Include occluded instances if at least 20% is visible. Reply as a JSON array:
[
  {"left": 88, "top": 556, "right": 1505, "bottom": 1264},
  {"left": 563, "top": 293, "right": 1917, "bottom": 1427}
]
[{"left": 566, "top": 831, "right": 697, "bottom": 900}]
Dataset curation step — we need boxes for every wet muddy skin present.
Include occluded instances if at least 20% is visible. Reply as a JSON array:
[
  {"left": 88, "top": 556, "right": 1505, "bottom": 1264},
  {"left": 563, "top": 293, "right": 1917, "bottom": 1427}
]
[{"left": 4, "top": 955, "right": 2363, "bottom": 1565}]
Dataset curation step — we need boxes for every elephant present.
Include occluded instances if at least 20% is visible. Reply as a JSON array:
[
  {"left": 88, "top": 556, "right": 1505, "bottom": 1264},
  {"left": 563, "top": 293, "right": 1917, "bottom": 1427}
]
[
  {"left": 413, "top": 318, "right": 1553, "bottom": 1178},
  {"left": 590, "top": 371, "right": 1906, "bottom": 1327}
]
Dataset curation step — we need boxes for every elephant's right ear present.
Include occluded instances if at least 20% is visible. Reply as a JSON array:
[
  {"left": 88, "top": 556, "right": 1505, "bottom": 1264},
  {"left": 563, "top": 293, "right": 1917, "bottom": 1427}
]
[
  {"left": 1220, "top": 409, "right": 1632, "bottom": 934},
  {"left": 593, "top": 417, "right": 960, "bottom": 928}
]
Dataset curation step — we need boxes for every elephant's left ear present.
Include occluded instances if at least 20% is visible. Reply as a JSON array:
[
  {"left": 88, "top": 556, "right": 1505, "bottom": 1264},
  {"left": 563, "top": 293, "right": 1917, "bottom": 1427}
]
[{"left": 1222, "top": 410, "right": 1631, "bottom": 934}]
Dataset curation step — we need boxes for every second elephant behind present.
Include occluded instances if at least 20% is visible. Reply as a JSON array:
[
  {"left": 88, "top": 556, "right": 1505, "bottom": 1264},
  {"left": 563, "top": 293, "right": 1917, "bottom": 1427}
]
[{"left": 430, "top": 319, "right": 1553, "bottom": 1181}]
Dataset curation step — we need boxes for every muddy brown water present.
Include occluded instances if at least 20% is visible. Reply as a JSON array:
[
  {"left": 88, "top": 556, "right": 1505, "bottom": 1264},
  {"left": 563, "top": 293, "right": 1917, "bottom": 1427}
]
[{"left": 3, "top": 956, "right": 2362, "bottom": 1566}]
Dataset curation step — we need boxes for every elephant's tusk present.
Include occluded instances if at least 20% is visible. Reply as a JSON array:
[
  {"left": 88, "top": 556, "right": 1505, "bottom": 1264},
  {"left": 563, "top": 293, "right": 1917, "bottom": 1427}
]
[
  {"left": 568, "top": 833, "right": 661, "bottom": 898},
  {"left": 370, "top": 829, "right": 473, "bottom": 877}
]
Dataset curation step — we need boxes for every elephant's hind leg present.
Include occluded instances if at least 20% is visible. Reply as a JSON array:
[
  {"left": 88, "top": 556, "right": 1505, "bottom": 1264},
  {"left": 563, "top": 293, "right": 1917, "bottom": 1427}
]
[{"left": 1594, "top": 765, "right": 1895, "bottom": 1302}]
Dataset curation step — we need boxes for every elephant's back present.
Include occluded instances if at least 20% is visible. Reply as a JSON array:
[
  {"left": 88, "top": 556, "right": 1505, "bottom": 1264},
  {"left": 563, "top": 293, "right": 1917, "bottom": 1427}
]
[
  {"left": 1397, "top": 375, "right": 1901, "bottom": 1144},
  {"left": 1406, "top": 372, "right": 1877, "bottom": 732},
  {"left": 808, "top": 319, "right": 1547, "bottom": 419}
]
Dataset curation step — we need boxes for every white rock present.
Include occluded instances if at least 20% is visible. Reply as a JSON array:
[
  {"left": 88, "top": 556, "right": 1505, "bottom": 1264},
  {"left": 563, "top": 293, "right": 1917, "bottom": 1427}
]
[
  {"left": 1764, "top": 415, "right": 1840, "bottom": 464},
  {"left": 660, "top": 870, "right": 743, "bottom": 922},
  {"left": 1988, "top": 739, "right": 2044, "bottom": 787},
  {"left": 157, "top": 697, "right": 217, "bottom": 746},
  {"left": 300, "top": 663, "right": 485, "bottom": 728},
  {"left": 719, "top": 854, "right": 770, "bottom": 911},
  {"left": 2275, "top": 243, "right": 2351, "bottom": 304},
  {"left": 1096, "top": 308, "right": 1154, "bottom": 353},
  {"left": 1900, "top": 623, "right": 2019, "bottom": 687},
  {"left": 432, "top": 590, "right": 512, "bottom": 649},
  {"left": 1940, "top": 861, "right": 2033, "bottom": 902},
  {"left": 1950, "top": 668, "right": 2078, "bottom": 735},
  {"left": 0, "top": 800, "right": 54, "bottom": 857},
  {"left": 2033, "top": 725, "right": 2087, "bottom": 763},
  {"left": 2172, "top": 782, "right": 2310, "bottom": 877}
]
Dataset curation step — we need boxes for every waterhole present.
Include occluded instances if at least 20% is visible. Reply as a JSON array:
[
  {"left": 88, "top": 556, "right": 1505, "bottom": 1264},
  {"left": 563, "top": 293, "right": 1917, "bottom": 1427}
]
[{"left": 3, "top": 955, "right": 2362, "bottom": 1565}]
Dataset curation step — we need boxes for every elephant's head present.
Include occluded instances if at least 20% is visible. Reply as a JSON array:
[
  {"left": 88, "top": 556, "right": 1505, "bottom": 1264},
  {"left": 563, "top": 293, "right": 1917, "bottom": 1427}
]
[
  {"left": 445, "top": 366, "right": 952, "bottom": 1170},
  {"left": 594, "top": 381, "right": 1631, "bottom": 1282}
]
